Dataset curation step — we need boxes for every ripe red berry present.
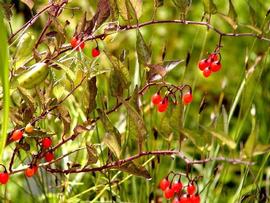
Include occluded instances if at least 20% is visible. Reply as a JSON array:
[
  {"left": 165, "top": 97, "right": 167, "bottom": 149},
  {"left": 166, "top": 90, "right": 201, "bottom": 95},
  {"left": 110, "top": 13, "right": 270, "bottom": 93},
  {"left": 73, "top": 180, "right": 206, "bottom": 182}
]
[
  {"left": 172, "top": 197, "right": 180, "bottom": 203},
  {"left": 187, "top": 183, "right": 196, "bottom": 195},
  {"left": 171, "top": 181, "right": 183, "bottom": 193},
  {"left": 0, "top": 172, "right": 9, "bottom": 184},
  {"left": 10, "top": 129, "right": 23, "bottom": 141},
  {"left": 151, "top": 93, "right": 162, "bottom": 105},
  {"left": 42, "top": 137, "right": 52, "bottom": 149},
  {"left": 70, "top": 37, "right": 77, "bottom": 47},
  {"left": 209, "top": 53, "right": 218, "bottom": 61},
  {"left": 180, "top": 196, "right": 189, "bottom": 203},
  {"left": 25, "top": 166, "right": 38, "bottom": 177},
  {"left": 157, "top": 98, "right": 169, "bottom": 112},
  {"left": 210, "top": 61, "right": 222, "bottom": 72},
  {"left": 92, "top": 47, "right": 100, "bottom": 57},
  {"left": 203, "top": 67, "right": 212, "bottom": 77},
  {"left": 182, "top": 92, "right": 193, "bottom": 105},
  {"left": 164, "top": 187, "right": 174, "bottom": 199},
  {"left": 190, "top": 195, "right": 200, "bottom": 203},
  {"left": 70, "top": 37, "right": 85, "bottom": 51},
  {"left": 159, "top": 178, "right": 170, "bottom": 191},
  {"left": 44, "top": 152, "right": 54, "bottom": 162},
  {"left": 198, "top": 59, "right": 210, "bottom": 70}
]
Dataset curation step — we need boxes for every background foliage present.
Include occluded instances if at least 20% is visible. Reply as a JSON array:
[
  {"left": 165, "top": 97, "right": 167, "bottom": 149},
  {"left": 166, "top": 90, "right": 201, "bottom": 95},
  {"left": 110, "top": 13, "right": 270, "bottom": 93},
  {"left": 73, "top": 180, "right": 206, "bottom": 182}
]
[{"left": 0, "top": 0, "right": 270, "bottom": 202}]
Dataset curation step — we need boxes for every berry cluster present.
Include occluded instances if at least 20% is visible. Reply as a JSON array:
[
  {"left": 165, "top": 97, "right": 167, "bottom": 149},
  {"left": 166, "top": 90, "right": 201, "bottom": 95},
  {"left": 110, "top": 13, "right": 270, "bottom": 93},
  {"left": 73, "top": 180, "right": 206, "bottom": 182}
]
[
  {"left": 151, "top": 85, "right": 193, "bottom": 113},
  {"left": 70, "top": 37, "right": 101, "bottom": 58},
  {"left": 2, "top": 124, "right": 56, "bottom": 182},
  {"left": 198, "top": 52, "right": 222, "bottom": 78},
  {"left": 159, "top": 174, "right": 200, "bottom": 203}
]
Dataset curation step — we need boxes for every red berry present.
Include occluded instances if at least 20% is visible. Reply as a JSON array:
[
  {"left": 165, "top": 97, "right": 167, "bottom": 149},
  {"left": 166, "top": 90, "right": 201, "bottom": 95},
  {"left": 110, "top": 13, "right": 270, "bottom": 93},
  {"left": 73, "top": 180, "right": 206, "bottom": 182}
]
[
  {"left": 42, "top": 137, "right": 52, "bottom": 149},
  {"left": 172, "top": 181, "right": 183, "bottom": 193},
  {"left": 10, "top": 129, "right": 23, "bottom": 141},
  {"left": 44, "top": 152, "right": 54, "bottom": 162},
  {"left": 70, "top": 37, "right": 78, "bottom": 48},
  {"left": 180, "top": 196, "right": 189, "bottom": 203},
  {"left": 209, "top": 53, "right": 218, "bottom": 61},
  {"left": 25, "top": 166, "right": 38, "bottom": 177},
  {"left": 190, "top": 195, "right": 200, "bottom": 203},
  {"left": 0, "top": 172, "right": 9, "bottom": 184},
  {"left": 70, "top": 37, "right": 85, "bottom": 51},
  {"left": 187, "top": 183, "right": 196, "bottom": 195},
  {"left": 159, "top": 178, "right": 170, "bottom": 191},
  {"left": 92, "top": 48, "right": 100, "bottom": 57},
  {"left": 157, "top": 98, "right": 169, "bottom": 112},
  {"left": 198, "top": 59, "right": 210, "bottom": 70},
  {"left": 164, "top": 187, "right": 174, "bottom": 199},
  {"left": 182, "top": 92, "right": 193, "bottom": 105},
  {"left": 151, "top": 93, "right": 162, "bottom": 105},
  {"left": 203, "top": 67, "right": 212, "bottom": 77},
  {"left": 210, "top": 61, "right": 222, "bottom": 72},
  {"left": 172, "top": 197, "right": 180, "bottom": 203}
]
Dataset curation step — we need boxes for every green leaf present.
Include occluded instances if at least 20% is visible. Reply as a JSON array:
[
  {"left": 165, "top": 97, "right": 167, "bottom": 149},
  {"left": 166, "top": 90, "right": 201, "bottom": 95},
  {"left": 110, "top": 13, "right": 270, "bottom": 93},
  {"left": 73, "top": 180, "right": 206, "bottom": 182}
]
[
  {"left": 14, "top": 31, "right": 36, "bottom": 68},
  {"left": 97, "top": 109, "right": 121, "bottom": 158},
  {"left": 179, "top": 128, "right": 209, "bottom": 151},
  {"left": 121, "top": 98, "right": 147, "bottom": 151},
  {"left": 17, "top": 62, "right": 49, "bottom": 89},
  {"left": 218, "top": 0, "right": 238, "bottom": 30},
  {"left": 203, "top": 0, "right": 217, "bottom": 14},
  {"left": 106, "top": 53, "right": 131, "bottom": 88},
  {"left": 0, "top": 9, "right": 10, "bottom": 161},
  {"left": 109, "top": 71, "right": 124, "bottom": 97},
  {"left": 136, "top": 29, "right": 151, "bottom": 65},
  {"left": 117, "top": 0, "right": 142, "bottom": 22},
  {"left": 57, "top": 106, "right": 71, "bottom": 137},
  {"left": 243, "top": 118, "right": 257, "bottom": 158},
  {"left": 109, "top": 0, "right": 119, "bottom": 21},
  {"left": 172, "top": 0, "right": 192, "bottom": 16},
  {"left": 160, "top": 104, "right": 183, "bottom": 139},
  {"left": 252, "top": 144, "right": 270, "bottom": 156},
  {"left": 17, "top": 87, "right": 35, "bottom": 112},
  {"left": 207, "top": 130, "right": 237, "bottom": 149},
  {"left": 116, "top": 161, "right": 151, "bottom": 179}
]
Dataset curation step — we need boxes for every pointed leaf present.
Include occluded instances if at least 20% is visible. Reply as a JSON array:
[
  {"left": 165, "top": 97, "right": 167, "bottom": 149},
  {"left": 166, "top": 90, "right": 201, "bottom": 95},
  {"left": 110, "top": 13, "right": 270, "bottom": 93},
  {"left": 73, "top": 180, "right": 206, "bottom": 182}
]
[
  {"left": 14, "top": 31, "right": 36, "bottom": 68},
  {"left": 136, "top": 29, "right": 151, "bottom": 65},
  {"left": 252, "top": 144, "right": 270, "bottom": 156},
  {"left": 17, "top": 87, "right": 35, "bottom": 112},
  {"left": 109, "top": 71, "right": 124, "bottom": 97},
  {"left": 87, "top": 77, "right": 97, "bottom": 114},
  {"left": 203, "top": 0, "right": 217, "bottom": 14},
  {"left": 86, "top": 144, "right": 98, "bottom": 164},
  {"left": 117, "top": 161, "right": 151, "bottom": 179},
  {"left": 163, "top": 59, "right": 184, "bottom": 72},
  {"left": 121, "top": 99, "right": 147, "bottom": 150},
  {"left": 180, "top": 128, "right": 209, "bottom": 151},
  {"left": 57, "top": 106, "right": 71, "bottom": 137},
  {"left": 208, "top": 130, "right": 236, "bottom": 149},
  {"left": 172, "top": 0, "right": 192, "bottom": 16},
  {"left": 117, "top": 0, "right": 142, "bottom": 21},
  {"left": 97, "top": 109, "right": 121, "bottom": 158},
  {"left": 106, "top": 53, "right": 131, "bottom": 88},
  {"left": 218, "top": 0, "right": 237, "bottom": 30}
]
